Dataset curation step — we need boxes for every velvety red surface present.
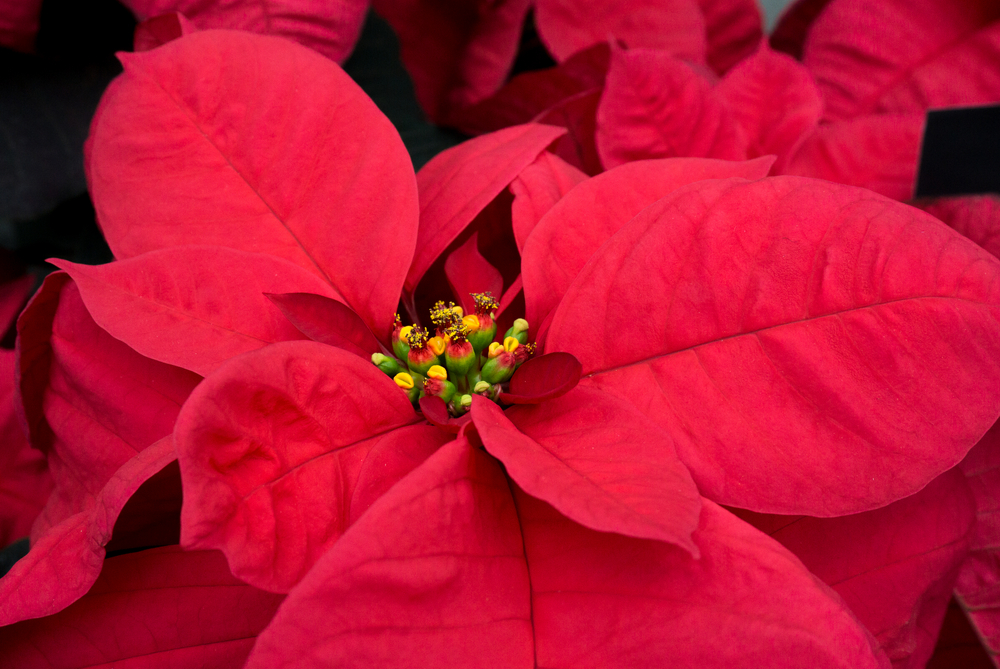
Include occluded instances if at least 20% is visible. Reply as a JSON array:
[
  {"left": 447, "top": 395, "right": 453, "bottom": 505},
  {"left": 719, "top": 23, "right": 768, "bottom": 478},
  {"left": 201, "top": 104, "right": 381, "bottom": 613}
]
[
  {"left": 173, "top": 341, "right": 450, "bottom": 593},
  {"left": 547, "top": 176, "right": 1000, "bottom": 515},
  {"left": 0, "top": 546, "right": 285, "bottom": 668},
  {"left": 739, "top": 468, "right": 978, "bottom": 668},
  {"left": 85, "top": 30, "right": 417, "bottom": 340},
  {"left": 803, "top": 0, "right": 1000, "bottom": 122},
  {"left": 956, "top": 420, "right": 1000, "bottom": 660},
  {"left": 52, "top": 248, "right": 339, "bottom": 376},
  {"left": 473, "top": 389, "right": 702, "bottom": 552}
]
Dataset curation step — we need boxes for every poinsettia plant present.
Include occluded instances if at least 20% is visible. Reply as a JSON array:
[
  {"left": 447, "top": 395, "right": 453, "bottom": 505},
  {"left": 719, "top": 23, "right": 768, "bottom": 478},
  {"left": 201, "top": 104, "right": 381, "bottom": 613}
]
[{"left": 1, "top": 25, "right": 1000, "bottom": 668}]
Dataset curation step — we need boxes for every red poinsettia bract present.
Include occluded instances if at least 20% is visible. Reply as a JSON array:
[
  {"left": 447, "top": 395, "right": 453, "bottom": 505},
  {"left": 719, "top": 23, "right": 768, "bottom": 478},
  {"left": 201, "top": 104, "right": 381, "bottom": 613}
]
[
  {"left": 1, "top": 28, "right": 999, "bottom": 667},
  {"left": 373, "top": 0, "right": 762, "bottom": 125}
]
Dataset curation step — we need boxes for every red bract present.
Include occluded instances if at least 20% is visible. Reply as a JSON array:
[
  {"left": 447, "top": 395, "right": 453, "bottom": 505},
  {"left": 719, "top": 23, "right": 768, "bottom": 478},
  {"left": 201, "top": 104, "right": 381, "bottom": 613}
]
[
  {"left": 0, "top": 273, "right": 48, "bottom": 549},
  {"left": 591, "top": 42, "right": 825, "bottom": 175},
  {"left": 85, "top": 30, "right": 418, "bottom": 341},
  {"left": 801, "top": 0, "right": 1000, "bottom": 123},
  {"left": 955, "top": 419, "right": 1000, "bottom": 659},
  {"left": 917, "top": 195, "right": 1000, "bottom": 260},
  {"left": 0, "top": 348, "right": 50, "bottom": 549},
  {"left": 0, "top": 546, "right": 285, "bottom": 667},
  {"left": 544, "top": 176, "right": 1000, "bottom": 515},
  {"left": 776, "top": 0, "right": 1000, "bottom": 200},
  {"left": 1, "top": 275, "right": 198, "bottom": 624},
  {"left": 374, "top": 0, "right": 761, "bottom": 124},
  {"left": 737, "top": 468, "right": 977, "bottom": 668},
  {"left": 245, "top": 434, "right": 888, "bottom": 667},
  {"left": 8, "top": 25, "right": 1000, "bottom": 665}
]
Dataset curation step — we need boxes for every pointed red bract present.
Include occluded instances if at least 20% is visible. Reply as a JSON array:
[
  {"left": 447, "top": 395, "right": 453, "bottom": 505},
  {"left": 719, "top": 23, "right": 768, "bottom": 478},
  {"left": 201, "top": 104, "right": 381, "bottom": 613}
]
[
  {"left": 956, "top": 419, "right": 1000, "bottom": 658},
  {"left": 133, "top": 11, "right": 196, "bottom": 52},
  {"left": 716, "top": 43, "right": 823, "bottom": 171},
  {"left": 245, "top": 437, "right": 534, "bottom": 668},
  {"left": 175, "top": 341, "right": 433, "bottom": 593},
  {"left": 739, "top": 468, "right": 977, "bottom": 668},
  {"left": 86, "top": 30, "right": 418, "bottom": 339},
  {"left": 523, "top": 156, "right": 773, "bottom": 337},
  {"left": 267, "top": 292, "right": 383, "bottom": 357},
  {"left": 0, "top": 350, "right": 50, "bottom": 548},
  {"left": 0, "top": 436, "right": 176, "bottom": 625},
  {"left": 784, "top": 114, "right": 924, "bottom": 201},
  {"left": 123, "top": 0, "right": 369, "bottom": 63},
  {"left": 473, "top": 388, "right": 701, "bottom": 552},
  {"left": 499, "top": 351, "right": 582, "bottom": 404},
  {"left": 0, "top": 546, "right": 285, "bottom": 668},
  {"left": 510, "top": 151, "right": 587, "bottom": 253},
  {"left": 535, "top": 0, "right": 706, "bottom": 64},
  {"left": 52, "top": 248, "right": 341, "bottom": 377},
  {"left": 407, "top": 123, "right": 565, "bottom": 293},
  {"left": 548, "top": 176, "right": 1000, "bottom": 515},
  {"left": 918, "top": 195, "right": 1000, "bottom": 260},
  {"left": 24, "top": 280, "right": 198, "bottom": 538},
  {"left": 596, "top": 47, "right": 748, "bottom": 169},
  {"left": 803, "top": 0, "right": 1000, "bottom": 121},
  {"left": 699, "top": 0, "right": 763, "bottom": 74},
  {"left": 445, "top": 233, "right": 504, "bottom": 316},
  {"left": 517, "top": 493, "right": 889, "bottom": 668}
]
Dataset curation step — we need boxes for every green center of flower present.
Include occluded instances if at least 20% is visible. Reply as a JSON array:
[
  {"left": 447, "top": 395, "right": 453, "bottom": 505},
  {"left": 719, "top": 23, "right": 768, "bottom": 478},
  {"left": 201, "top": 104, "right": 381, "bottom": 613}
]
[{"left": 375, "top": 292, "right": 535, "bottom": 416}]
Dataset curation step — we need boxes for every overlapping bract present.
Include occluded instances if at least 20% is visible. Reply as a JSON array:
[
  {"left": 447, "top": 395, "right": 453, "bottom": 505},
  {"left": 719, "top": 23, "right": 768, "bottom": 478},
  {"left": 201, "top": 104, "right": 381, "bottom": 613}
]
[{"left": 3, "top": 20, "right": 1000, "bottom": 668}]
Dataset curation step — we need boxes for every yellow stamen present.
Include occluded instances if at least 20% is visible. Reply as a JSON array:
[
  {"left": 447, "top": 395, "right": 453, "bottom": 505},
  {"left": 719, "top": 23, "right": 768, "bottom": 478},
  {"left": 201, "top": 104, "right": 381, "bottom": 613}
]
[
  {"left": 428, "top": 336, "right": 447, "bottom": 356},
  {"left": 462, "top": 314, "right": 480, "bottom": 332},
  {"left": 488, "top": 342, "right": 504, "bottom": 359},
  {"left": 394, "top": 372, "right": 414, "bottom": 389},
  {"left": 427, "top": 365, "right": 448, "bottom": 381},
  {"left": 503, "top": 336, "right": 520, "bottom": 353}
]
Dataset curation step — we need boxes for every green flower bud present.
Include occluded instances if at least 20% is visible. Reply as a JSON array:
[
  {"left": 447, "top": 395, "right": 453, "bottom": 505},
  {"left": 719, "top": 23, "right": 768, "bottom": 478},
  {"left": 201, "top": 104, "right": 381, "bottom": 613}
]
[
  {"left": 503, "top": 318, "right": 530, "bottom": 345},
  {"left": 372, "top": 352, "right": 401, "bottom": 377}
]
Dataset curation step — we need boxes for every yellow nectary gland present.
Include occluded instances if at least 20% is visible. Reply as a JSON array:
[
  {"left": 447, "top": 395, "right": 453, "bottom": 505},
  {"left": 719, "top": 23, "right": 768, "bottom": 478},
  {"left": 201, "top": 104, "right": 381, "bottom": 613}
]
[
  {"left": 503, "top": 337, "right": 519, "bottom": 353},
  {"left": 463, "top": 314, "right": 480, "bottom": 332},
  {"left": 428, "top": 336, "right": 447, "bottom": 356},
  {"left": 427, "top": 365, "right": 448, "bottom": 380},
  {"left": 394, "top": 372, "right": 415, "bottom": 389},
  {"left": 488, "top": 342, "right": 504, "bottom": 359}
]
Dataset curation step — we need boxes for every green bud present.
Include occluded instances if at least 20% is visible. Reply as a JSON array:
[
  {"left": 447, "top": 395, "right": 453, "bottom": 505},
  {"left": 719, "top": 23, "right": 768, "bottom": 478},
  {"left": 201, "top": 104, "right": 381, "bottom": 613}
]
[
  {"left": 503, "top": 318, "right": 530, "bottom": 345},
  {"left": 423, "top": 377, "right": 456, "bottom": 403},
  {"left": 445, "top": 339, "right": 476, "bottom": 379},
  {"left": 372, "top": 352, "right": 401, "bottom": 377},
  {"left": 481, "top": 352, "right": 516, "bottom": 384}
]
